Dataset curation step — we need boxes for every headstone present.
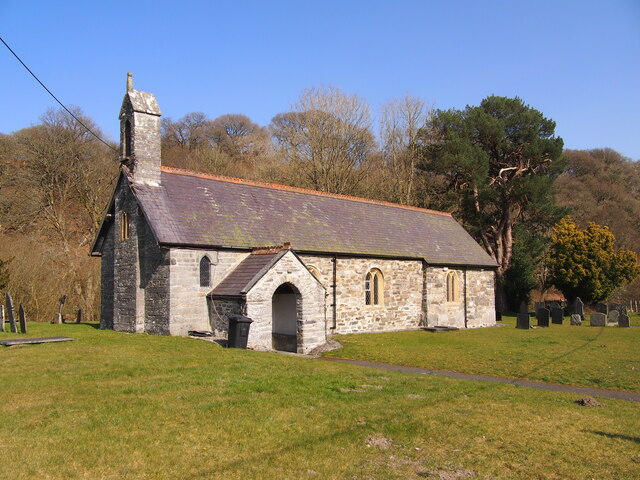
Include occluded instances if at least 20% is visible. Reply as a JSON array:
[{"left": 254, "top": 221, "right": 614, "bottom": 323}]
[
  {"left": 0, "top": 305, "right": 4, "bottom": 332},
  {"left": 572, "top": 297, "right": 584, "bottom": 321},
  {"left": 595, "top": 303, "right": 608, "bottom": 315},
  {"left": 516, "top": 302, "right": 530, "bottom": 329},
  {"left": 590, "top": 312, "right": 606, "bottom": 327},
  {"left": 18, "top": 304, "right": 27, "bottom": 334},
  {"left": 551, "top": 306, "right": 563, "bottom": 325},
  {"left": 519, "top": 301, "right": 529, "bottom": 314},
  {"left": 608, "top": 303, "right": 627, "bottom": 316},
  {"left": 76, "top": 308, "right": 82, "bottom": 324},
  {"left": 607, "top": 310, "right": 619, "bottom": 324},
  {"left": 619, "top": 314, "right": 630, "bottom": 328},
  {"left": 536, "top": 307, "right": 550, "bottom": 327},
  {"left": 55, "top": 295, "right": 67, "bottom": 324},
  {"left": 495, "top": 311, "right": 502, "bottom": 322},
  {"left": 570, "top": 314, "right": 582, "bottom": 326},
  {"left": 6, "top": 292, "right": 17, "bottom": 333}
]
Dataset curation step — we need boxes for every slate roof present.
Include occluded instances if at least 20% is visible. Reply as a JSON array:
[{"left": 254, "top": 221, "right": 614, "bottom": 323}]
[
  {"left": 209, "top": 252, "right": 285, "bottom": 297},
  {"left": 126, "top": 167, "right": 497, "bottom": 268}
]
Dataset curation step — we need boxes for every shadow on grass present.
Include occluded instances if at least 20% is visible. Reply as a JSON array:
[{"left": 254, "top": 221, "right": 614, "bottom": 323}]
[
  {"left": 586, "top": 430, "right": 640, "bottom": 444},
  {"left": 518, "top": 325, "right": 606, "bottom": 380},
  {"left": 57, "top": 322, "right": 101, "bottom": 329}
]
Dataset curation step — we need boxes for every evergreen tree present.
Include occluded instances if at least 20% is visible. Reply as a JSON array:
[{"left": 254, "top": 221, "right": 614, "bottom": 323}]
[{"left": 419, "top": 96, "right": 566, "bottom": 309}]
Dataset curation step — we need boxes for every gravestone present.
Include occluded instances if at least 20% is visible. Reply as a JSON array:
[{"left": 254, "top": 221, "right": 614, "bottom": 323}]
[
  {"left": 516, "top": 302, "right": 530, "bottom": 329},
  {"left": 551, "top": 306, "right": 564, "bottom": 325},
  {"left": 76, "top": 308, "right": 82, "bottom": 324},
  {"left": 18, "top": 304, "right": 27, "bottom": 334},
  {"left": 590, "top": 313, "right": 606, "bottom": 327},
  {"left": 570, "top": 314, "right": 582, "bottom": 326},
  {"left": 519, "top": 301, "right": 529, "bottom": 314},
  {"left": 0, "top": 305, "right": 4, "bottom": 332},
  {"left": 595, "top": 303, "right": 608, "bottom": 315},
  {"left": 607, "top": 310, "right": 619, "bottom": 324},
  {"left": 536, "top": 307, "right": 550, "bottom": 327},
  {"left": 609, "top": 303, "right": 627, "bottom": 316},
  {"left": 572, "top": 297, "right": 584, "bottom": 321},
  {"left": 618, "top": 314, "right": 630, "bottom": 328},
  {"left": 6, "top": 293, "right": 17, "bottom": 333},
  {"left": 54, "top": 295, "right": 67, "bottom": 325}
]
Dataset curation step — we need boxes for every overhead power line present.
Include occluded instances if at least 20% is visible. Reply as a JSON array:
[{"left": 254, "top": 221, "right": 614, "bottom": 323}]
[{"left": 0, "top": 35, "right": 117, "bottom": 151}]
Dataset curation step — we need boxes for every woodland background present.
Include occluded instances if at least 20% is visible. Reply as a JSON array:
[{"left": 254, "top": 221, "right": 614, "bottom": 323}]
[{"left": 1, "top": 87, "right": 638, "bottom": 321}]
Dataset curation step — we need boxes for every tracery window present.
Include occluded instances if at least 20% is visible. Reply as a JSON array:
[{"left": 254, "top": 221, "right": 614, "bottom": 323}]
[
  {"left": 446, "top": 271, "right": 460, "bottom": 302},
  {"left": 200, "top": 256, "right": 211, "bottom": 287},
  {"left": 365, "top": 269, "right": 384, "bottom": 306}
]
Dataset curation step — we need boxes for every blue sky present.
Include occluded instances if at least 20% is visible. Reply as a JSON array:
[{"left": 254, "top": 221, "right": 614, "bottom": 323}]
[{"left": 1, "top": 0, "right": 639, "bottom": 159}]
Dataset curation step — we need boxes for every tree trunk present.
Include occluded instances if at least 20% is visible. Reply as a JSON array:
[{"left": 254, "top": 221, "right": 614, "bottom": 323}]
[{"left": 494, "top": 273, "right": 508, "bottom": 313}]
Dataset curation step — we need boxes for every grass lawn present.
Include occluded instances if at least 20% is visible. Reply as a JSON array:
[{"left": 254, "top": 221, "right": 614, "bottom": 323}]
[
  {"left": 1, "top": 322, "right": 639, "bottom": 479},
  {"left": 325, "top": 315, "right": 640, "bottom": 393}
]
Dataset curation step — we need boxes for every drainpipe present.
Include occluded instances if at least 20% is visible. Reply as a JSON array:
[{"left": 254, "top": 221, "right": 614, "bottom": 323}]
[
  {"left": 463, "top": 269, "right": 468, "bottom": 329},
  {"left": 331, "top": 255, "right": 337, "bottom": 330}
]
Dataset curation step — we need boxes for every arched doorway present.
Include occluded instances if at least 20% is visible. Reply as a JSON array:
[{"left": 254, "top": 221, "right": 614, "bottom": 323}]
[{"left": 271, "top": 283, "right": 301, "bottom": 352}]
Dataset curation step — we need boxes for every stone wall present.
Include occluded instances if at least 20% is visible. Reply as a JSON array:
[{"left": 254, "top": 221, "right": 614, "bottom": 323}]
[
  {"left": 424, "top": 267, "right": 466, "bottom": 328},
  {"left": 168, "top": 249, "right": 248, "bottom": 336},
  {"left": 245, "top": 251, "right": 326, "bottom": 353},
  {"left": 138, "top": 211, "right": 170, "bottom": 335},
  {"left": 99, "top": 222, "right": 115, "bottom": 329},
  {"left": 299, "top": 255, "right": 424, "bottom": 335},
  {"left": 111, "top": 179, "right": 171, "bottom": 334},
  {"left": 465, "top": 269, "right": 496, "bottom": 327},
  {"left": 424, "top": 267, "right": 495, "bottom": 328},
  {"left": 209, "top": 298, "right": 242, "bottom": 336},
  {"left": 120, "top": 93, "right": 162, "bottom": 186},
  {"left": 130, "top": 111, "right": 161, "bottom": 185},
  {"left": 112, "top": 180, "right": 143, "bottom": 333}
]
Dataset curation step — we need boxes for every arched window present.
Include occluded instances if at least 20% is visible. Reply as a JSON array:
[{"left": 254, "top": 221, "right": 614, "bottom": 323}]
[
  {"left": 446, "top": 271, "right": 459, "bottom": 302},
  {"left": 307, "top": 265, "right": 321, "bottom": 281},
  {"left": 120, "top": 211, "right": 129, "bottom": 241},
  {"left": 199, "top": 256, "right": 211, "bottom": 287},
  {"left": 365, "top": 269, "right": 384, "bottom": 306},
  {"left": 124, "top": 119, "right": 132, "bottom": 157}
]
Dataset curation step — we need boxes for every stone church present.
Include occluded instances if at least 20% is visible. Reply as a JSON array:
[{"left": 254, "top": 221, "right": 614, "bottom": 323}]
[{"left": 91, "top": 76, "right": 497, "bottom": 353}]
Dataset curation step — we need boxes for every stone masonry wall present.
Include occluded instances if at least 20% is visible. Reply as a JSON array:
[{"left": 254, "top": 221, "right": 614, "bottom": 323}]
[
  {"left": 210, "top": 299, "right": 242, "bottom": 337},
  {"left": 138, "top": 211, "right": 170, "bottom": 335},
  {"left": 120, "top": 98, "right": 162, "bottom": 186},
  {"left": 424, "top": 267, "right": 466, "bottom": 328},
  {"left": 130, "top": 111, "right": 161, "bottom": 186},
  {"left": 299, "top": 255, "right": 424, "bottom": 335},
  {"left": 168, "top": 249, "right": 249, "bottom": 336},
  {"left": 424, "top": 267, "right": 495, "bottom": 328},
  {"left": 112, "top": 180, "right": 143, "bottom": 333},
  {"left": 465, "top": 269, "right": 496, "bottom": 327},
  {"left": 100, "top": 222, "right": 115, "bottom": 329},
  {"left": 296, "top": 254, "right": 334, "bottom": 332},
  {"left": 245, "top": 251, "right": 326, "bottom": 353},
  {"left": 111, "top": 179, "right": 171, "bottom": 334}
]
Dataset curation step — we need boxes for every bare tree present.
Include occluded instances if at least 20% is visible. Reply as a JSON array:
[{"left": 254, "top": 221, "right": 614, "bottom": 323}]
[
  {"left": 379, "top": 95, "right": 432, "bottom": 205},
  {"left": 162, "top": 112, "right": 211, "bottom": 149},
  {"left": 270, "top": 86, "right": 376, "bottom": 194},
  {"left": 12, "top": 107, "right": 116, "bottom": 249},
  {"left": 210, "top": 114, "right": 271, "bottom": 167}
]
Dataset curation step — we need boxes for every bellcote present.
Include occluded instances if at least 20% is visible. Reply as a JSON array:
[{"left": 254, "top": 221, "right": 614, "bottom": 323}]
[{"left": 119, "top": 73, "right": 162, "bottom": 186}]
